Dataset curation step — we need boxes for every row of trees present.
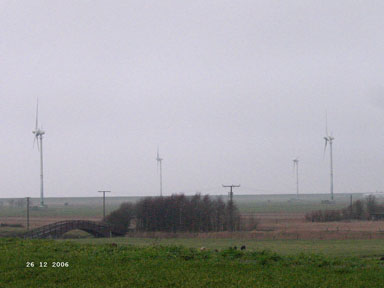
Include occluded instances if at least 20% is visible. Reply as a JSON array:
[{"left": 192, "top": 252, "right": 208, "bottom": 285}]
[
  {"left": 306, "top": 196, "right": 383, "bottom": 222},
  {"left": 105, "top": 194, "right": 242, "bottom": 232},
  {"left": 1, "top": 199, "right": 31, "bottom": 208}
]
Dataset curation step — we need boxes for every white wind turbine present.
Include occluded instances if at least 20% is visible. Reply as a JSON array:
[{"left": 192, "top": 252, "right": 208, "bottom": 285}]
[
  {"left": 156, "top": 147, "right": 163, "bottom": 196},
  {"left": 32, "top": 100, "right": 46, "bottom": 207},
  {"left": 293, "top": 158, "right": 299, "bottom": 197},
  {"left": 323, "top": 116, "right": 335, "bottom": 201}
]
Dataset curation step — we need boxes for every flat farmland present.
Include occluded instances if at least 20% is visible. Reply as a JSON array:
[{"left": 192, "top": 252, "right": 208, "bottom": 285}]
[
  {"left": 0, "top": 193, "right": 368, "bottom": 219},
  {"left": 3, "top": 194, "right": 384, "bottom": 287},
  {"left": 2, "top": 193, "right": 384, "bottom": 240}
]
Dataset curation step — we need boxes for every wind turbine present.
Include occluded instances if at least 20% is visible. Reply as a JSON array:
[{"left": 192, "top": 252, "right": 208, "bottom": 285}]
[
  {"left": 293, "top": 158, "right": 299, "bottom": 197},
  {"left": 32, "top": 100, "right": 46, "bottom": 207},
  {"left": 156, "top": 147, "right": 163, "bottom": 196},
  {"left": 323, "top": 116, "right": 335, "bottom": 201}
]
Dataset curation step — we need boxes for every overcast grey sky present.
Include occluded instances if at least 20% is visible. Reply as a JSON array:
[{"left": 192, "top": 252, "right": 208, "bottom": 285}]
[{"left": 1, "top": 1, "right": 384, "bottom": 198}]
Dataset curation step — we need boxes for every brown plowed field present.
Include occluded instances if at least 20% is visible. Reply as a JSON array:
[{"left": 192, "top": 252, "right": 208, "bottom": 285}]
[{"left": 245, "top": 212, "right": 384, "bottom": 240}]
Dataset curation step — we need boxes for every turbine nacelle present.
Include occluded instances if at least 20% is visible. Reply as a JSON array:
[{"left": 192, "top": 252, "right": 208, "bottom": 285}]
[
  {"left": 324, "top": 136, "right": 334, "bottom": 152},
  {"left": 324, "top": 136, "right": 334, "bottom": 140},
  {"left": 33, "top": 129, "right": 45, "bottom": 137},
  {"left": 33, "top": 129, "right": 45, "bottom": 150},
  {"left": 33, "top": 100, "right": 45, "bottom": 139},
  {"left": 156, "top": 147, "right": 163, "bottom": 163}
]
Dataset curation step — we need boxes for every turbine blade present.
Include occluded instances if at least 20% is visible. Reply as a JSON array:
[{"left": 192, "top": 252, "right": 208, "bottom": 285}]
[
  {"left": 325, "top": 111, "right": 328, "bottom": 136},
  {"left": 36, "top": 136, "right": 40, "bottom": 152},
  {"left": 35, "top": 98, "right": 39, "bottom": 130},
  {"left": 323, "top": 138, "right": 328, "bottom": 157}
]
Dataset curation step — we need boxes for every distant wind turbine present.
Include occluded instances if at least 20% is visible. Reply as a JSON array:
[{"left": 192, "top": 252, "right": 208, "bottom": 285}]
[
  {"left": 32, "top": 99, "right": 46, "bottom": 207},
  {"left": 293, "top": 158, "right": 299, "bottom": 197},
  {"left": 156, "top": 147, "right": 163, "bottom": 196},
  {"left": 323, "top": 115, "right": 335, "bottom": 201}
]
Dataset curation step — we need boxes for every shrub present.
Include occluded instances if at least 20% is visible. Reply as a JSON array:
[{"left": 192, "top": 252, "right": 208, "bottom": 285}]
[
  {"left": 351, "top": 200, "right": 365, "bottom": 220},
  {"left": 306, "top": 196, "right": 384, "bottom": 222},
  {"left": 107, "top": 194, "right": 242, "bottom": 232},
  {"left": 366, "top": 196, "right": 378, "bottom": 220},
  {"left": 305, "top": 210, "right": 341, "bottom": 222},
  {"left": 104, "top": 202, "right": 135, "bottom": 232}
]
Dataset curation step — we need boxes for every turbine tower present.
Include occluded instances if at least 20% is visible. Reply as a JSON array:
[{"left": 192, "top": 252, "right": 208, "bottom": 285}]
[
  {"left": 32, "top": 100, "right": 46, "bottom": 207},
  {"left": 324, "top": 117, "right": 335, "bottom": 201},
  {"left": 156, "top": 147, "right": 163, "bottom": 196},
  {"left": 293, "top": 158, "right": 299, "bottom": 197}
]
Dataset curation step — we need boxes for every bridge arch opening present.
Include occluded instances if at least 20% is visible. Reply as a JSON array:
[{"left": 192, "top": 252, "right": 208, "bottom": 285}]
[{"left": 61, "top": 229, "right": 96, "bottom": 239}]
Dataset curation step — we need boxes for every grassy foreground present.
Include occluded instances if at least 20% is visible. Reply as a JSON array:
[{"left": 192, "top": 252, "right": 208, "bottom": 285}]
[
  {"left": 69, "top": 237, "right": 384, "bottom": 257},
  {"left": 1, "top": 238, "right": 384, "bottom": 287}
]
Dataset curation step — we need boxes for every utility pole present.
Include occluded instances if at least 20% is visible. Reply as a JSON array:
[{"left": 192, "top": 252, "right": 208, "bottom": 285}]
[
  {"left": 222, "top": 185, "right": 240, "bottom": 231},
  {"left": 98, "top": 191, "right": 111, "bottom": 220},
  {"left": 293, "top": 159, "right": 299, "bottom": 198},
  {"left": 26, "top": 197, "right": 30, "bottom": 231}
]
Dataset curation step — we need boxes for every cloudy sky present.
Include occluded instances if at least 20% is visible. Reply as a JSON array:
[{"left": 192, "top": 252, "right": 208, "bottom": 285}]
[{"left": 1, "top": 1, "right": 384, "bottom": 198}]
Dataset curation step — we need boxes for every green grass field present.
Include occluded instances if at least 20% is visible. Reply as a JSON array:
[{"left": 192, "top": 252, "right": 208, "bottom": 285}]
[
  {"left": 68, "top": 237, "right": 384, "bottom": 257},
  {"left": 2, "top": 238, "right": 384, "bottom": 288}
]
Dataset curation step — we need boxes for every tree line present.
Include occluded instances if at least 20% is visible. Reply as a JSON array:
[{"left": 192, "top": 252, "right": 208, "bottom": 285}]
[
  {"left": 306, "top": 195, "right": 383, "bottom": 222},
  {"left": 105, "top": 194, "right": 242, "bottom": 232}
]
